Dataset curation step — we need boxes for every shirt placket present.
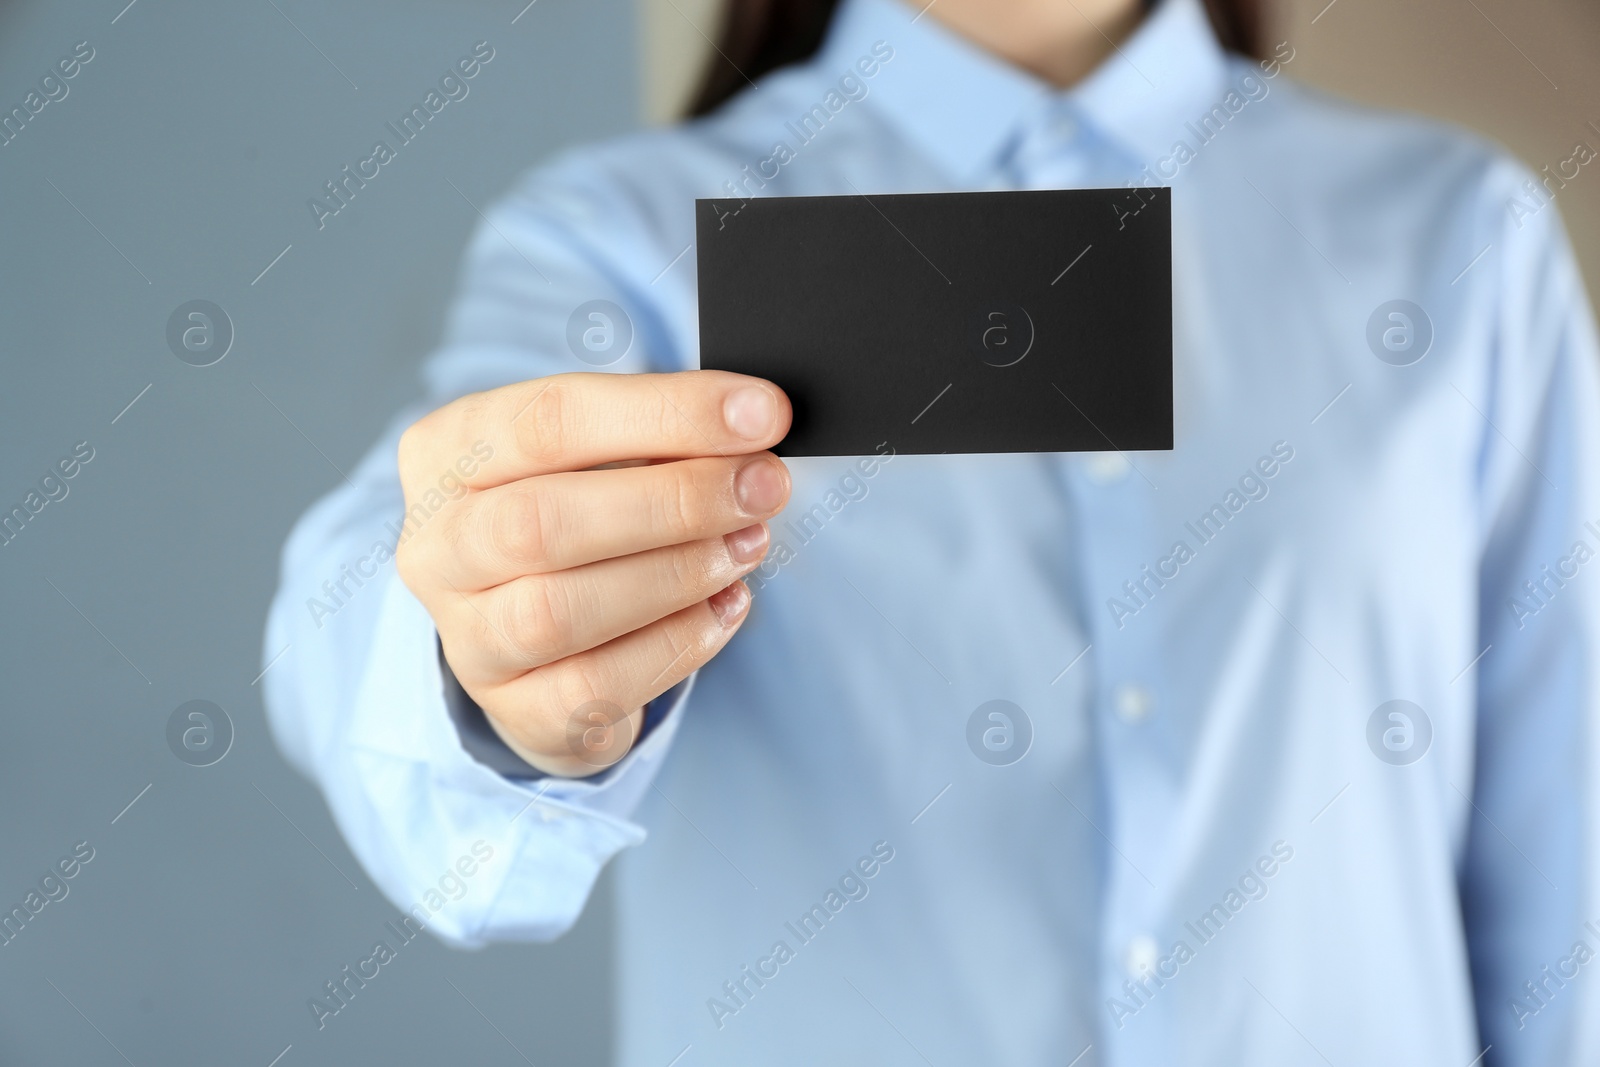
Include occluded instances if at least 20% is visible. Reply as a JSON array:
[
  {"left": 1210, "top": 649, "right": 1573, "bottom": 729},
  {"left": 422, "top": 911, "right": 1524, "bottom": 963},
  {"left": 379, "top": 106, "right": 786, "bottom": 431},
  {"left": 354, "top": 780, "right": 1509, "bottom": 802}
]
[{"left": 1017, "top": 116, "right": 1182, "bottom": 1062}]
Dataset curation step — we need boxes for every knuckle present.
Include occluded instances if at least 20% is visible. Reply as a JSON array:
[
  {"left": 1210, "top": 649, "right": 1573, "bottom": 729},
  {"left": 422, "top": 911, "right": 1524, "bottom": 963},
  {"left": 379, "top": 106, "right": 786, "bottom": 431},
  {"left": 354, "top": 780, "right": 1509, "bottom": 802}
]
[
  {"left": 669, "top": 540, "right": 723, "bottom": 594},
  {"left": 656, "top": 465, "right": 711, "bottom": 538},
  {"left": 548, "top": 656, "right": 609, "bottom": 718},
  {"left": 466, "top": 600, "right": 514, "bottom": 664},
  {"left": 395, "top": 416, "right": 434, "bottom": 487},
  {"left": 490, "top": 487, "right": 555, "bottom": 572},
  {"left": 516, "top": 661, "right": 612, "bottom": 757},
  {"left": 475, "top": 695, "right": 530, "bottom": 749},
  {"left": 392, "top": 537, "right": 425, "bottom": 591},
  {"left": 478, "top": 685, "right": 563, "bottom": 763},
  {"left": 454, "top": 390, "right": 493, "bottom": 429},
  {"left": 504, "top": 576, "right": 570, "bottom": 663},
  {"left": 508, "top": 696, "right": 564, "bottom": 756},
  {"left": 433, "top": 594, "right": 500, "bottom": 668},
  {"left": 514, "top": 378, "right": 572, "bottom": 464},
  {"left": 647, "top": 389, "right": 688, "bottom": 446},
  {"left": 687, "top": 611, "right": 726, "bottom": 662},
  {"left": 393, "top": 522, "right": 449, "bottom": 595},
  {"left": 437, "top": 498, "right": 469, "bottom": 556}
]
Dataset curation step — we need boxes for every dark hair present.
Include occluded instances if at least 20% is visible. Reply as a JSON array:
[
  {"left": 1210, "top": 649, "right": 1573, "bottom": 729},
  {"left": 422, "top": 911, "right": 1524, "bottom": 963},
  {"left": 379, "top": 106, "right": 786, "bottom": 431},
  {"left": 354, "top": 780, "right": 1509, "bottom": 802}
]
[{"left": 687, "top": 0, "right": 1265, "bottom": 117}]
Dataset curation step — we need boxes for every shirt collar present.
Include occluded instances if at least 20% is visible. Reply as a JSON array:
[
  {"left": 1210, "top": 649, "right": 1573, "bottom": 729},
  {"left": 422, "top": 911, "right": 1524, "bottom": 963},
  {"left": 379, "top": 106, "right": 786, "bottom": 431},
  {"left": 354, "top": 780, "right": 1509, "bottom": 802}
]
[{"left": 817, "top": 0, "right": 1234, "bottom": 182}]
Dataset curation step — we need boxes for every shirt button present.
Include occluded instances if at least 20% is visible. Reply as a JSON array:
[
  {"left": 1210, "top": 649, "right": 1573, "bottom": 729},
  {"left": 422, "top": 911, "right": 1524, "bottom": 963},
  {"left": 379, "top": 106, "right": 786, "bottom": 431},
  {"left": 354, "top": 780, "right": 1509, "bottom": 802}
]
[
  {"left": 1114, "top": 684, "right": 1153, "bottom": 723},
  {"left": 1125, "top": 934, "right": 1160, "bottom": 978},
  {"left": 1084, "top": 452, "right": 1130, "bottom": 485}
]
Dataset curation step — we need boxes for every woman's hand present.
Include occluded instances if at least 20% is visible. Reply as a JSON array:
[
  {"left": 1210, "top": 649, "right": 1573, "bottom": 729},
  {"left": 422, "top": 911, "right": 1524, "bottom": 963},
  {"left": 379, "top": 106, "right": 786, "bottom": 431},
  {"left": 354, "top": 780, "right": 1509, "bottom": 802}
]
[{"left": 394, "top": 370, "right": 792, "bottom": 777}]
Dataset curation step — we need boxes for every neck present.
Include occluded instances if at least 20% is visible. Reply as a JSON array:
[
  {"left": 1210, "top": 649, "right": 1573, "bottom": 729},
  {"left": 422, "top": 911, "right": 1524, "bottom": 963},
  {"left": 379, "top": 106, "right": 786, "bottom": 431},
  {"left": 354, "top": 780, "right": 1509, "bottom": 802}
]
[{"left": 913, "top": 0, "right": 1147, "bottom": 88}]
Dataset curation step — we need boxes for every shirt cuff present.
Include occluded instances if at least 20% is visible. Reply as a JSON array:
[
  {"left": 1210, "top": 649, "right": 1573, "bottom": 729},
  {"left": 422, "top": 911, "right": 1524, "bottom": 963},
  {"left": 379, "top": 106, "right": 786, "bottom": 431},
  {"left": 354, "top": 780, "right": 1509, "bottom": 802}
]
[
  {"left": 329, "top": 571, "right": 691, "bottom": 943},
  {"left": 342, "top": 570, "right": 691, "bottom": 829},
  {"left": 440, "top": 639, "right": 689, "bottom": 788}
]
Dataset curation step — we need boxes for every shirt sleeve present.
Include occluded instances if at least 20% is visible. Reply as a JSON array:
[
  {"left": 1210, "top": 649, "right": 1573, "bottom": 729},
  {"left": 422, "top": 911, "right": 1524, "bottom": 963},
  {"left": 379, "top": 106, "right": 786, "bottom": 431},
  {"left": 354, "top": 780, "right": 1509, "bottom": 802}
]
[
  {"left": 260, "top": 155, "right": 697, "bottom": 946},
  {"left": 1461, "top": 160, "right": 1600, "bottom": 1064}
]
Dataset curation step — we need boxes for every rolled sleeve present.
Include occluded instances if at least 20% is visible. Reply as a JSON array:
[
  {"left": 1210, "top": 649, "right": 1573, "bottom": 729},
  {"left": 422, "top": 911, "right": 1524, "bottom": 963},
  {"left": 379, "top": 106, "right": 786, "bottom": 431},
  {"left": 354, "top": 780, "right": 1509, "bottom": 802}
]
[
  {"left": 335, "top": 573, "right": 687, "bottom": 945},
  {"left": 260, "top": 151, "right": 698, "bottom": 947}
]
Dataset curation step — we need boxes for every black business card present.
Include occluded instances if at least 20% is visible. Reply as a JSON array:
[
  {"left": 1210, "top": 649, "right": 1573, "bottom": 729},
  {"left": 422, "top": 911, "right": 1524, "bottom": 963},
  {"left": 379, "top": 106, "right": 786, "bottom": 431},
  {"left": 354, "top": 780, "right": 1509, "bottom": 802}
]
[{"left": 696, "top": 188, "right": 1172, "bottom": 457}]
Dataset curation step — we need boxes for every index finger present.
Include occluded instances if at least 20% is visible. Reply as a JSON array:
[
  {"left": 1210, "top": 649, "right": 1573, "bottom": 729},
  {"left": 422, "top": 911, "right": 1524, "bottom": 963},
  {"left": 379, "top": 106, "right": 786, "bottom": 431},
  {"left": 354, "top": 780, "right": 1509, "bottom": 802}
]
[{"left": 401, "top": 371, "right": 791, "bottom": 491}]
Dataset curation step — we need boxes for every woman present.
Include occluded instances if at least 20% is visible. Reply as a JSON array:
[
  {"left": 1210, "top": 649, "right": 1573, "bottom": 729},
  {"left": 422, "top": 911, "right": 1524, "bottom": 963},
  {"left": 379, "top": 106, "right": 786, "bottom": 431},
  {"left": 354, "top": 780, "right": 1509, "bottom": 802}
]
[{"left": 264, "top": 0, "right": 1600, "bottom": 1062}]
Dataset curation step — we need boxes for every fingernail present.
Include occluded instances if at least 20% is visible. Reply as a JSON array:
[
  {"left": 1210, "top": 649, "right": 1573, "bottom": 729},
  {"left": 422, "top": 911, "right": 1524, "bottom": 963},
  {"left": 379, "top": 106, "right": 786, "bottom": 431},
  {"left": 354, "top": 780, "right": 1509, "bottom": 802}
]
[
  {"left": 725, "top": 523, "right": 769, "bottom": 565},
  {"left": 709, "top": 582, "right": 750, "bottom": 627},
  {"left": 724, "top": 386, "right": 777, "bottom": 440},
  {"left": 734, "top": 457, "right": 787, "bottom": 515}
]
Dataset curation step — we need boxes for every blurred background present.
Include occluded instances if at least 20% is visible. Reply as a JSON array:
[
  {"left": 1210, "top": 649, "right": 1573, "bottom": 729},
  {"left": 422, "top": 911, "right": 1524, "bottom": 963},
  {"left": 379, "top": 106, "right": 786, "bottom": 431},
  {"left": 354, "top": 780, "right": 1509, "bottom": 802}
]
[{"left": 0, "top": 0, "right": 1595, "bottom": 1063}]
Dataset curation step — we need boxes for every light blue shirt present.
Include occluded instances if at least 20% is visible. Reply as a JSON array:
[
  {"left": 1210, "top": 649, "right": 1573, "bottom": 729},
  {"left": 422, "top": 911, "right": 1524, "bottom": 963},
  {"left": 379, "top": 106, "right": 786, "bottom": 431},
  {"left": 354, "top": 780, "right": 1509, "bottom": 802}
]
[{"left": 263, "top": 0, "right": 1600, "bottom": 1062}]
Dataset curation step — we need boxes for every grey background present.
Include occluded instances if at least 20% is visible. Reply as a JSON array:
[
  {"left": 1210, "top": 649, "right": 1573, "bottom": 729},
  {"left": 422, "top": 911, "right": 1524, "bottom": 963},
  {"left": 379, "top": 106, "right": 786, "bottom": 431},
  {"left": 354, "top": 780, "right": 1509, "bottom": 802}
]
[
  {"left": 7, "top": 0, "right": 1600, "bottom": 1064},
  {"left": 0, "top": 1, "right": 631, "bottom": 1063}
]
